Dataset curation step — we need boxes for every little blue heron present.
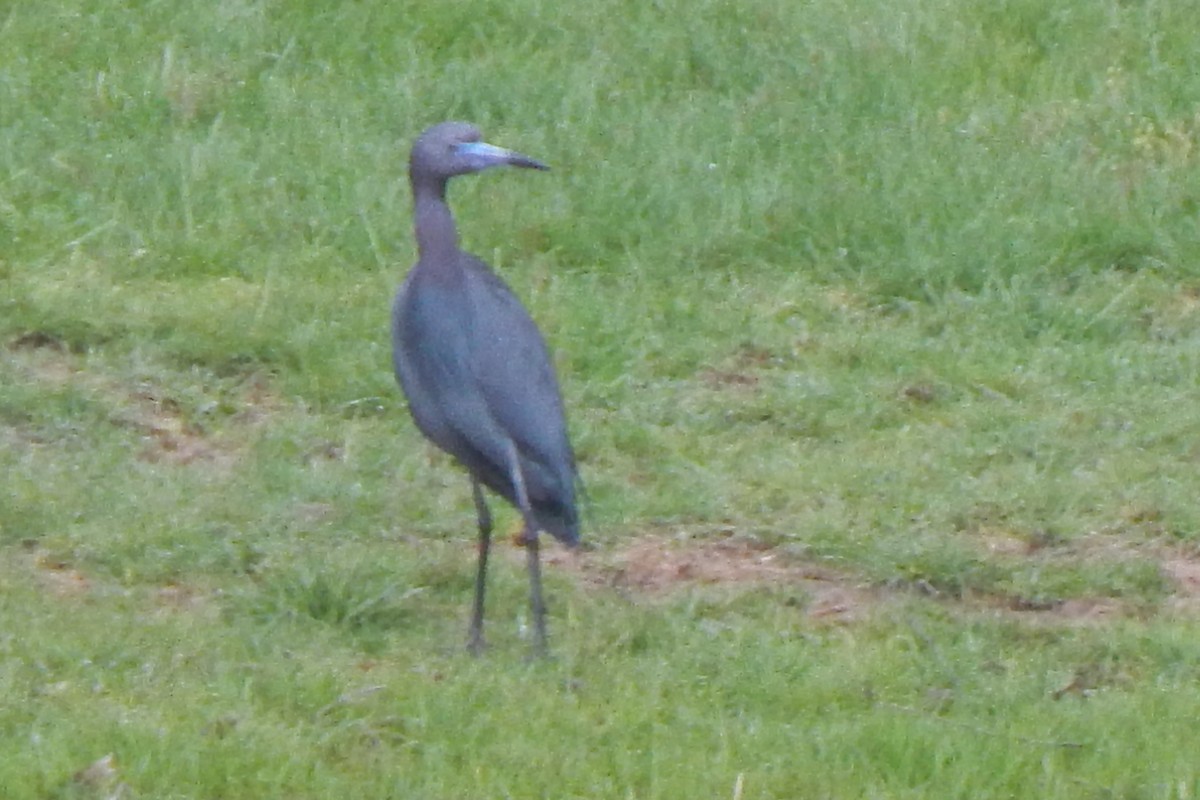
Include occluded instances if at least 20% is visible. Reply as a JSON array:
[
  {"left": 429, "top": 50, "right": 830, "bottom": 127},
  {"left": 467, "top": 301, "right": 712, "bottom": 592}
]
[{"left": 391, "top": 122, "right": 579, "bottom": 655}]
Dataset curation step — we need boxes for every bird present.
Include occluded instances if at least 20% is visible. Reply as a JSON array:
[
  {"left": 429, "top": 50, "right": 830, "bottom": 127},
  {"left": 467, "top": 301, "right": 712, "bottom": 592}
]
[{"left": 391, "top": 122, "right": 579, "bottom": 656}]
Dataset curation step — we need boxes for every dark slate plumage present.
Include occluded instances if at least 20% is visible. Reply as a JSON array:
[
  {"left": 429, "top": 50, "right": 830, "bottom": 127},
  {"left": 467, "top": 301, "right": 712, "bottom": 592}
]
[{"left": 391, "top": 122, "right": 578, "bottom": 654}]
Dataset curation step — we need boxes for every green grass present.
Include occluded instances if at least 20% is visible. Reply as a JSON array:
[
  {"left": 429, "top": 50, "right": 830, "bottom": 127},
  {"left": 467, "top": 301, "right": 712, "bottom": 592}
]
[{"left": 3, "top": 0, "right": 1200, "bottom": 796}]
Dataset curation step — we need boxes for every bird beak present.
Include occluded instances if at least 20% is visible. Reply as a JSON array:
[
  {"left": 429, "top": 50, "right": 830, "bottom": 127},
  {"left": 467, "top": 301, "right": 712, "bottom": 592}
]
[{"left": 455, "top": 141, "right": 549, "bottom": 171}]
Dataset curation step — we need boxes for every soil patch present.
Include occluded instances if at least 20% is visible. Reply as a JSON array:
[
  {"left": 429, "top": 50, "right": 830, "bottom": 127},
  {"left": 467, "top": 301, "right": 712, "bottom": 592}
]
[
  {"left": 545, "top": 534, "right": 880, "bottom": 624},
  {"left": 5, "top": 331, "right": 275, "bottom": 467},
  {"left": 545, "top": 532, "right": 1200, "bottom": 628}
]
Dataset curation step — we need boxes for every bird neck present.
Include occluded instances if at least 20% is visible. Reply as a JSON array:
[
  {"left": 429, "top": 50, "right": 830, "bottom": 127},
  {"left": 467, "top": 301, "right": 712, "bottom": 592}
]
[{"left": 411, "top": 178, "right": 460, "bottom": 263}]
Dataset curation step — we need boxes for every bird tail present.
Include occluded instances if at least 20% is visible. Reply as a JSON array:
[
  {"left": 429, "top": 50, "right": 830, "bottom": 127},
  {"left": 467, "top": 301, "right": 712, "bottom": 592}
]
[{"left": 534, "top": 493, "right": 581, "bottom": 548}]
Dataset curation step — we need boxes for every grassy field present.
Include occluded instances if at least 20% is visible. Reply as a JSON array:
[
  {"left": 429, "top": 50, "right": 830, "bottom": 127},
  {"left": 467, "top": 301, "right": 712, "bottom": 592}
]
[{"left": 3, "top": 0, "right": 1200, "bottom": 796}]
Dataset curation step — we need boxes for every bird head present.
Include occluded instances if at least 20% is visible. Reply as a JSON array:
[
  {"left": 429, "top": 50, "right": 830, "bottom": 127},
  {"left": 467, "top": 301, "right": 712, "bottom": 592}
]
[{"left": 410, "top": 122, "right": 548, "bottom": 181}]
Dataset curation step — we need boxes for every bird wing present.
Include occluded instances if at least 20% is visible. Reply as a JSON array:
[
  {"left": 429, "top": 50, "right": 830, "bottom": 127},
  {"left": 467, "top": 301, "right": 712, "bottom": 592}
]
[
  {"left": 392, "top": 256, "right": 578, "bottom": 542},
  {"left": 460, "top": 258, "right": 578, "bottom": 501},
  {"left": 392, "top": 266, "right": 509, "bottom": 470}
]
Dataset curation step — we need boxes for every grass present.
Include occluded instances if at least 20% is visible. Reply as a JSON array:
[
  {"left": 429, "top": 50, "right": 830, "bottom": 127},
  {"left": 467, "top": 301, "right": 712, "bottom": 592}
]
[{"left": 3, "top": 0, "right": 1200, "bottom": 796}]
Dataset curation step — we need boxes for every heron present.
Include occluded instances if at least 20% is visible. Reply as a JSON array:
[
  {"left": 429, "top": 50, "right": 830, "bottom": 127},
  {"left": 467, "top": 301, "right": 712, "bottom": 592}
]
[{"left": 391, "top": 122, "right": 579, "bottom": 656}]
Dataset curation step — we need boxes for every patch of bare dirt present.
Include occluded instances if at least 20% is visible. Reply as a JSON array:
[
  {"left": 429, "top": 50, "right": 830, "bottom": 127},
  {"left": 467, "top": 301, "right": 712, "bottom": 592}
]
[
  {"left": 978, "top": 595, "right": 1129, "bottom": 627},
  {"left": 697, "top": 368, "right": 760, "bottom": 389},
  {"left": 118, "top": 386, "right": 234, "bottom": 467},
  {"left": 7, "top": 332, "right": 78, "bottom": 385},
  {"left": 899, "top": 382, "right": 938, "bottom": 404},
  {"left": 5, "top": 330, "right": 276, "bottom": 468},
  {"left": 544, "top": 534, "right": 880, "bottom": 624},
  {"left": 21, "top": 545, "right": 218, "bottom": 618},
  {"left": 976, "top": 529, "right": 1036, "bottom": 557},
  {"left": 693, "top": 343, "right": 797, "bottom": 393},
  {"left": 1162, "top": 557, "right": 1200, "bottom": 594},
  {"left": 1161, "top": 555, "right": 1200, "bottom": 615},
  {"left": 1053, "top": 598, "right": 1126, "bottom": 621},
  {"left": 965, "top": 526, "right": 1200, "bottom": 623},
  {"left": 542, "top": 528, "right": 1200, "bottom": 628},
  {"left": 577, "top": 536, "right": 810, "bottom": 591},
  {"left": 30, "top": 551, "right": 93, "bottom": 598},
  {"left": 152, "top": 582, "right": 219, "bottom": 617},
  {"left": 952, "top": 517, "right": 1200, "bottom": 624}
]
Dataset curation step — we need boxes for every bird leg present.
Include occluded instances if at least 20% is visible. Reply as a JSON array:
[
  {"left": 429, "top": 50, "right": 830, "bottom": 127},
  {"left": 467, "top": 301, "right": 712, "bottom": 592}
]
[
  {"left": 468, "top": 478, "right": 492, "bottom": 656},
  {"left": 506, "top": 442, "right": 549, "bottom": 656},
  {"left": 524, "top": 528, "right": 548, "bottom": 656}
]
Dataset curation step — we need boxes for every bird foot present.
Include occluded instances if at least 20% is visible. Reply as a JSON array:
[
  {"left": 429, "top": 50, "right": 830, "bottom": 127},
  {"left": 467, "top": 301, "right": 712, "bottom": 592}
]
[{"left": 508, "top": 521, "right": 537, "bottom": 547}]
